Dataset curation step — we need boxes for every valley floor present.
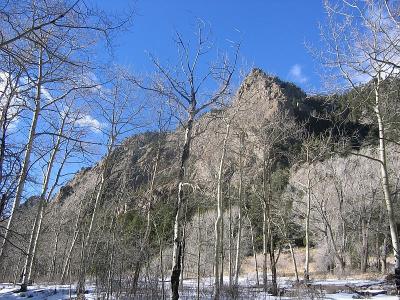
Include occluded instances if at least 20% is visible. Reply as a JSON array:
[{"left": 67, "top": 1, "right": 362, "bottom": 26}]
[{"left": 0, "top": 276, "right": 398, "bottom": 299}]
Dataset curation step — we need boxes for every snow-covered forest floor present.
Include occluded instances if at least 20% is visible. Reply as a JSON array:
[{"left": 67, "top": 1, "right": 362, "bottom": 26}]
[
  {"left": 0, "top": 276, "right": 398, "bottom": 299},
  {"left": 0, "top": 284, "right": 96, "bottom": 300}
]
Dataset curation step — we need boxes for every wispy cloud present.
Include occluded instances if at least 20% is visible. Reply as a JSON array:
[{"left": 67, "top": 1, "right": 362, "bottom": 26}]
[
  {"left": 0, "top": 72, "right": 23, "bottom": 130},
  {"left": 41, "top": 87, "right": 53, "bottom": 102},
  {"left": 288, "top": 64, "right": 308, "bottom": 84},
  {"left": 76, "top": 114, "right": 103, "bottom": 133}
]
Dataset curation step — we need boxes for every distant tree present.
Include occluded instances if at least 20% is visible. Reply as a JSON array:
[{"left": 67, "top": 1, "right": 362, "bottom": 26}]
[
  {"left": 251, "top": 111, "right": 302, "bottom": 295},
  {"left": 133, "top": 22, "right": 239, "bottom": 300},
  {"left": 76, "top": 67, "right": 143, "bottom": 298}
]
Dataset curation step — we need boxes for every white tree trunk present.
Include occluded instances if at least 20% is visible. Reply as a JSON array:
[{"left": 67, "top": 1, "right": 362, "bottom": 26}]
[
  {"left": 234, "top": 133, "right": 244, "bottom": 285},
  {"left": 170, "top": 109, "right": 195, "bottom": 300},
  {"left": 21, "top": 117, "right": 66, "bottom": 290},
  {"left": 304, "top": 161, "right": 311, "bottom": 281},
  {"left": 214, "top": 124, "right": 230, "bottom": 299},
  {"left": 0, "top": 47, "right": 43, "bottom": 260},
  {"left": 374, "top": 79, "right": 400, "bottom": 290}
]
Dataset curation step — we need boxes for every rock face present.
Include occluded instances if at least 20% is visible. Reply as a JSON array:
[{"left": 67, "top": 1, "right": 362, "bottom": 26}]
[
  {"left": 188, "top": 68, "right": 306, "bottom": 184},
  {"left": 0, "top": 68, "right": 311, "bottom": 280},
  {"left": 234, "top": 68, "right": 305, "bottom": 124}
]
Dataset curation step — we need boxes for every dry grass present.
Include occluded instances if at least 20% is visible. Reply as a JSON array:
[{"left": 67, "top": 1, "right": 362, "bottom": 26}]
[{"left": 240, "top": 247, "right": 394, "bottom": 281}]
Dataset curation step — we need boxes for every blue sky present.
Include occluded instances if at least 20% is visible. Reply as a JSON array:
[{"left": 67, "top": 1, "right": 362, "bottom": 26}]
[{"left": 95, "top": 0, "right": 327, "bottom": 92}]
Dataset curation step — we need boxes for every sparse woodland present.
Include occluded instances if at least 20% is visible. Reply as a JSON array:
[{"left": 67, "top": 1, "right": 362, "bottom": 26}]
[{"left": 0, "top": 0, "right": 400, "bottom": 299}]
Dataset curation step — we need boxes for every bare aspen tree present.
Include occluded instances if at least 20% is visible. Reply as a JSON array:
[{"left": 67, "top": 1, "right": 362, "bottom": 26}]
[
  {"left": 21, "top": 104, "right": 77, "bottom": 291},
  {"left": 0, "top": 0, "right": 130, "bottom": 268},
  {"left": 131, "top": 110, "right": 166, "bottom": 295},
  {"left": 0, "top": 67, "right": 25, "bottom": 219},
  {"left": 245, "top": 213, "right": 260, "bottom": 286},
  {"left": 76, "top": 68, "right": 142, "bottom": 298},
  {"left": 234, "top": 132, "right": 244, "bottom": 286},
  {"left": 214, "top": 123, "right": 230, "bottom": 299},
  {"left": 252, "top": 111, "right": 302, "bottom": 295},
  {"left": 133, "top": 22, "right": 238, "bottom": 300},
  {"left": 196, "top": 205, "right": 201, "bottom": 300},
  {"left": 0, "top": 45, "right": 44, "bottom": 259},
  {"left": 321, "top": 0, "right": 400, "bottom": 290},
  {"left": 0, "top": 0, "right": 81, "bottom": 49},
  {"left": 299, "top": 134, "right": 326, "bottom": 281}
]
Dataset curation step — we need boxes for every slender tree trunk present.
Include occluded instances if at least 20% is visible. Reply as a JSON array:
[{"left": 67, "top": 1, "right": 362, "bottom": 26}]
[
  {"left": 228, "top": 186, "right": 233, "bottom": 288},
  {"left": 247, "top": 215, "right": 259, "bottom": 286},
  {"left": 213, "top": 124, "right": 230, "bottom": 299},
  {"left": 289, "top": 242, "right": 299, "bottom": 282},
  {"left": 262, "top": 204, "right": 268, "bottom": 292},
  {"left": 381, "top": 233, "right": 388, "bottom": 274},
  {"left": 304, "top": 152, "right": 311, "bottom": 282},
  {"left": 360, "top": 216, "right": 369, "bottom": 273},
  {"left": 269, "top": 239, "right": 278, "bottom": 296},
  {"left": 374, "top": 78, "right": 400, "bottom": 292},
  {"left": 0, "top": 87, "right": 11, "bottom": 188},
  {"left": 220, "top": 213, "right": 224, "bottom": 287},
  {"left": 159, "top": 238, "right": 165, "bottom": 300},
  {"left": 13, "top": 255, "right": 23, "bottom": 284},
  {"left": 21, "top": 120, "right": 65, "bottom": 291},
  {"left": 196, "top": 206, "right": 201, "bottom": 300},
  {"left": 262, "top": 157, "right": 269, "bottom": 292},
  {"left": 180, "top": 223, "right": 186, "bottom": 292},
  {"left": 267, "top": 174, "right": 277, "bottom": 296},
  {"left": 326, "top": 216, "right": 345, "bottom": 273},
  {"left": 106, "top": 225, "right": 116, "bottom": 300},
  {"left": 170, "top": 108, "right": 195, "bottom": 300},
  {"left": 0, "top": 47, "right": 43, "bottom": 260},
  {"left": 0, "top": 73, "right": 21, "bottom": 219},
  {"left": 76, "top": 233, "right": 86, "bottom": 300},
  {"left": 234, "top": 134, "right": 244, "bottom": 285},
  {"left": 50, "top": 222, "right": 61, "bottom": 279}
]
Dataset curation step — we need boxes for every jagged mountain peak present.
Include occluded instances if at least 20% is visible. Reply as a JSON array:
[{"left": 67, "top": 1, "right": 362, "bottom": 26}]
[
  {"left": 238, "top": 68, "right": 306, "bottom": 103},
  {"left": 232, "top": 67, "right": 306, "bottom": 126}
]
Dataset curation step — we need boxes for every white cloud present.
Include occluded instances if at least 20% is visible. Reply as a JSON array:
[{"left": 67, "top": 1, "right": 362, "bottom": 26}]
[
  {"left": 76, "top": 114, "right": 103, "bottom": 133},
  {"left": 289, "top": 64, "right": 308, "bottom": 84},
  {"left": 0, "top": 72, "right": 24, "bottom": 130},
  {"left": 41, "top": 87, "right": 53, "bottom": 102}
]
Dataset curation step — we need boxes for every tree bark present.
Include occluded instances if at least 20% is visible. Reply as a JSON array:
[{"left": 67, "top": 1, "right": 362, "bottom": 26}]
[
  {"left": 262, "top": 157, "right": 269, "bottom": 292},
  {"left": 234, "top": 133, "right": 244, "bottom": 286},
  {"left": 228, "top": 186, "right": 233, "bottom": 288},
  {"left": 21, "top": 116, "right": 66, "bottom": 290},
  {"left": 247, "top": 215, "right": 259, "bottom": 286},
  {"left": 196, "top": 206, "right": 201, "bottom": 300},
  {"left": 289, "top": 242, "right": 299, "bottom": 283},
  {"left": 0, "top": 47, "right": 43, "bottom": 261},
  {"left": 213, "top": 123, "right": 230, "bottom": 299},
  {"left": 374, "top": 78, "right": 400, "bottom": 292},
  {"left": 170, "top": 107, "right": 195, "bottom": 300},
  {"left": 360, "top": 216, "right": 369, "bottom": 273},
  {"left": 304, "top": 162, "right": 311, "bottom": 282}
]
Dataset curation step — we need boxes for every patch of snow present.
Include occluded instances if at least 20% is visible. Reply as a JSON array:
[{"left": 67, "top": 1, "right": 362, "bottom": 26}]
[
  {"left": 0, "top": 284, "right": 97, "bottom": 300},
  {"left": 311, "top": 279, "right": 383, "bottom": 286}
]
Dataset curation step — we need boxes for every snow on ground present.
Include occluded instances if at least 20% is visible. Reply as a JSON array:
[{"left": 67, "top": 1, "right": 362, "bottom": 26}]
[
  {"left": 311, "top": 278, "right": 384, "bottom": 287},
  {"left": 0, "top": 284, "right": 96, "bottom": 300},
  {"left": 0, "top": 278, "right": 398, "bottom": 299},
  {"left": 324, "top": 293, "right": 399, "bottom": 300}
]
